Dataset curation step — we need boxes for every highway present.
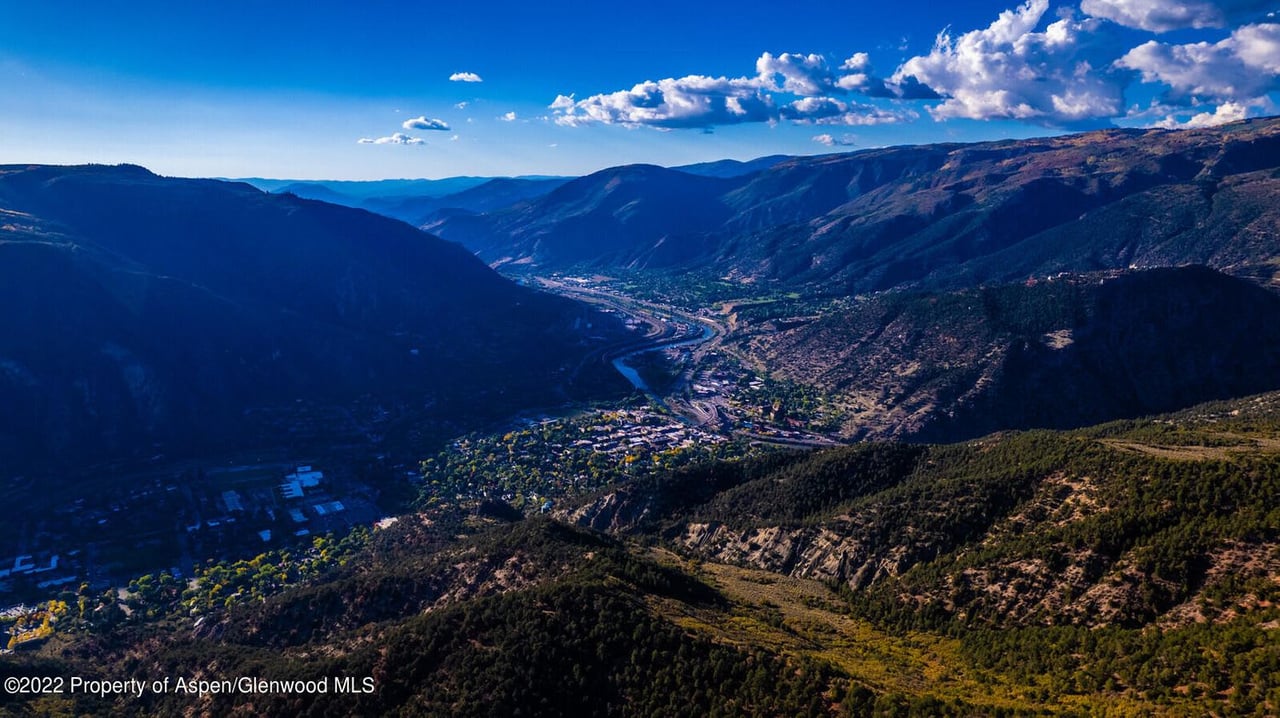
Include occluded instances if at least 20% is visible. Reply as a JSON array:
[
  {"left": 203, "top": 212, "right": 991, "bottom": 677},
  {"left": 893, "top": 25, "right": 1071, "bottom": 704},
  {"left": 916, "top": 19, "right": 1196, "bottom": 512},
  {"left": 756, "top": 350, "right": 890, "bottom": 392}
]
[
  {"left": 537, "top": 276, "right": 843, "bottom": 446},
  {"left": 534, "top": 276, "right": 724, "bottom": 424}
]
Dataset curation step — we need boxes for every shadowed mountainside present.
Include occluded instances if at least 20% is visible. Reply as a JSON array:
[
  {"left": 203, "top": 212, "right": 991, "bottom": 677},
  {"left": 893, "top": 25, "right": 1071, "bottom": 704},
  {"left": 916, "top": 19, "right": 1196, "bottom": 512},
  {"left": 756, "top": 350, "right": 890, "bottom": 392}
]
[
  {"left": 425, "top": 164, "right": 745, "bottom": 269},
  {"left": 0, "top": 164, "right": 624, "bottom": 472},
  {"left": 369, "top": 176, "right": 574, "bottom": 225}
]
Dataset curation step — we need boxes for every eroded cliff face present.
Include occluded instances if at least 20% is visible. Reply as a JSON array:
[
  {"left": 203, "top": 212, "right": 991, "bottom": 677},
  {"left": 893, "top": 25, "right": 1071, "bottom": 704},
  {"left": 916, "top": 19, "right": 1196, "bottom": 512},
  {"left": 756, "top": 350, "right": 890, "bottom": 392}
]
[
  {"left": 573, "top": 472, "right": 1280, "bottom": 628},
  {"left": 566, "top": 491, "right": 658, "bottom": 534},
  {"left": 564, "top": 398, "right": 1280, "bottom": 628},
  {"left": 562, "top": 470, "right": 969, "bottom": 594},
  {"left": 677, "top": 522, "right": 914, "bottom": 590}
]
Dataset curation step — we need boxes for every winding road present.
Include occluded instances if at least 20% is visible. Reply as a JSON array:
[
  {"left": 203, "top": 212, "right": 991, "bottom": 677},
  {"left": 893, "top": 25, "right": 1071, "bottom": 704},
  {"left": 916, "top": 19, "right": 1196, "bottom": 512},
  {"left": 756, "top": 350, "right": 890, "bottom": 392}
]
[
  {"left": 534, "top": 276, "right": 723, "bottom": 421},
  {"left": 537, "top": 276, "right": 840, "bottom": 447}
]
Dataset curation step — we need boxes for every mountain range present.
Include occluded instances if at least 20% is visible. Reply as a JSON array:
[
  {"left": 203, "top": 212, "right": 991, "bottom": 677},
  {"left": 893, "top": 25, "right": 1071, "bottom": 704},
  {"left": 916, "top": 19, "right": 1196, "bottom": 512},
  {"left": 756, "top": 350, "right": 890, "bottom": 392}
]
[
  {"left": 0, "top": 164, "right": 623, "bottom": 474},
  {"left": 425, "top": 117, "right": 1280, "bottom": 293},
  {"left": 237, "top": 176, "right": 498, "bottom": 199},
  {"left": 363, "top": 177, "right": 575, "bottom": 226},
  {"left": 238, "top": 155, "right": 792, "bottom": 227},
  {"left": 8, "top": 119, "right": 1280, "bottom": 473},
  {"left": 406, "top": 117, "right": 1280, "bottom": 443}
]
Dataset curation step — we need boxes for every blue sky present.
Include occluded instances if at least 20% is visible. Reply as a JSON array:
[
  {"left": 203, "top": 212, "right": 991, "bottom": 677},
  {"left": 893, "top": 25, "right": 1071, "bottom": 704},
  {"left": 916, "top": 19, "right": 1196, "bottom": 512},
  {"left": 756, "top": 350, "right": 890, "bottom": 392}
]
[{"left": 1, "top": 0, "right": 1275, "bottom": 179}]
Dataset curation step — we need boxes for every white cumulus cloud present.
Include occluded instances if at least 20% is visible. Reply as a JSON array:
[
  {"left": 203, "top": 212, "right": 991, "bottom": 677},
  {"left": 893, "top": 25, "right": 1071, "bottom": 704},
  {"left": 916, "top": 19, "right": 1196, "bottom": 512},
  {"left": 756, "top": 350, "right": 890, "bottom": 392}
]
[
  {"left": 1153, "top": 100, "right": 1256, "bottom": 127},
  {"left": 449, "top": 72, "right": 483, "bottom": 83},
  {"left": 1119, "top": 22, "right": 1280, "bottom": 103},
  {"left": 544, "top": 2, "right": 1278, "bottom": 133},
  {"left": 501, "top": 111, "right": 518, "bottom": 121},
  {"left": 892, "top": 0, "right": 1127, "bottom": 126},
  {"left": 549, "top": 53, "right": 917, "bottom": 131},
  {"left": 781, "top": 97, "right": 916, "bottom": 125},
  {"left": 812, "top": 133, "right": 858, "bottom": 146},
  {"left": 550, "top": 74, "right": 776, "bottom": 129},
  {"left": 835, "top": 53, "right": 887, "bottom": 95},
  {"left": 357, "top": 133, "right": 426, "bottom": 145},
  {"left": 1081, "top": 0, "right": 1273, "bottom": 32},
  {"left": 756, "top": 52, "right": 838, "bottom": 97},
  {"left": 402, "top": 116, "right": 451, "bottom": 131},
  {"left": 758, "top": 51, "right": 937, "bottom": 100}
]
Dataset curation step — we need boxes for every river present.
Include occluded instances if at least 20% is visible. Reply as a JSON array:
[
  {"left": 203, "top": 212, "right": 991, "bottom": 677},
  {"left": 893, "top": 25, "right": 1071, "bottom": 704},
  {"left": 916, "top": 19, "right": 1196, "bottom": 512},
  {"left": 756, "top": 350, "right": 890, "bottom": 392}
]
[{"left": 611, "top": 322, "right": 716, "bottom": 397}]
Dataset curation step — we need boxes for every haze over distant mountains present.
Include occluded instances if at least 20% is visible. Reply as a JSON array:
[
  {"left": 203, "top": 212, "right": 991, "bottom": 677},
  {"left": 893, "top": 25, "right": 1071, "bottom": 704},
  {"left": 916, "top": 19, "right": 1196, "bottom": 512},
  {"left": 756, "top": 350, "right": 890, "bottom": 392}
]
[
  {"left": 0, "top": 165, "right": 622, "bottom": 473},
  {"left": 236, "top": 155, "right": 791, "bottom": 226}
]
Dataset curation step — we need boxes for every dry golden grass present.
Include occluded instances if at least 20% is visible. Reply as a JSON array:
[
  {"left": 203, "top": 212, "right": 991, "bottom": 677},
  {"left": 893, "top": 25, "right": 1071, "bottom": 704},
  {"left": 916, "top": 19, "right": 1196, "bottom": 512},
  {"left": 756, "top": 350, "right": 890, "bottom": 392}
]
[
  {"left": 643, "top": 548, "right": 1159, "bottom": 716},
  {"left": 1099, "top": 433, "right": 1280, "bottom": 461}
]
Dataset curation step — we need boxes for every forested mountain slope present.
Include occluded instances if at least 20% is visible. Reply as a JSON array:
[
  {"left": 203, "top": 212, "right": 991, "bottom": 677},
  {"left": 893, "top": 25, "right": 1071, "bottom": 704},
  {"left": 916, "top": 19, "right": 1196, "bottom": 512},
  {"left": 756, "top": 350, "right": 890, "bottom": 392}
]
[
  {"left": 0, "top": 164, "right": 623, "bottom": 471},
  {"left": 11, "top": 393, "right": 1280, "bottom": 716},
  {"left": 726, "top": 266, "right": 1280, "bottom": 441}
]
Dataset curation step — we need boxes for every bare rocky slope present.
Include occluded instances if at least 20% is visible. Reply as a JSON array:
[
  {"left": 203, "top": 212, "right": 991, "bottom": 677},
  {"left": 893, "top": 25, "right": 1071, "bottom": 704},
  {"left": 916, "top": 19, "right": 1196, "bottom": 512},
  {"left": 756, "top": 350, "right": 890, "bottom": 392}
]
[{"left": 727, "top": 265, "right": 1280, "bottom": 442}]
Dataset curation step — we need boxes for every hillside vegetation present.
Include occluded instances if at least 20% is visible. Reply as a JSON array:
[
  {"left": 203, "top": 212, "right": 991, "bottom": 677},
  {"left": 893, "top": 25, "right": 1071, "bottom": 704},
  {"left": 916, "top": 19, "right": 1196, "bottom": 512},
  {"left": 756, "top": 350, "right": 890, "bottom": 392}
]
[
  {"left": 725, "top": 266, "right": 1280, "bottom": 442},
  {"left": 7, "top": 393, "right": 1280, "bottom": 715}
]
